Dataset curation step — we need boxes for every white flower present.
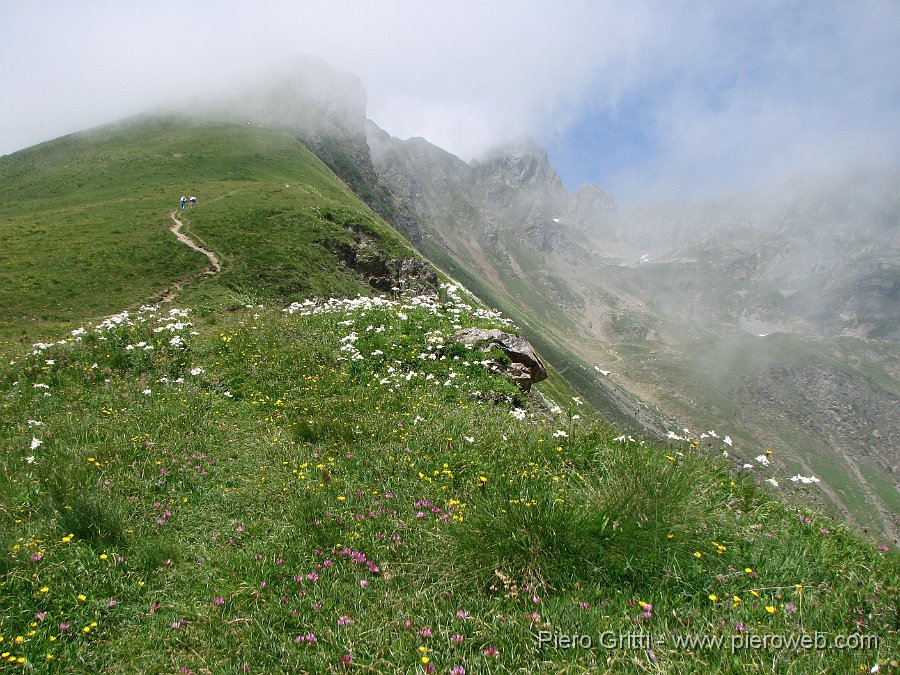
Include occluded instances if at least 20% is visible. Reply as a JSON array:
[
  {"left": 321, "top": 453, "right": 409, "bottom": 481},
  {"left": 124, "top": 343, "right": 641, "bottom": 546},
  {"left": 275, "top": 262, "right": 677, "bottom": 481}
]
[
  {"left": 723, "top": 436, "right": 733, "bottom": 447},
  {"left": 755, "top": 454, "right": 771, "bottom": 467},
  {"left": 30, "top": 437, "right": 43, "bottom": 450},
  {"left": 189, "top": 367, "right": 204, "bottom": 376},
  {"left": 26, "top": 420, "right": 43, "bottom": 427},
  {"left": 765, "top": 478, "right": 779, "bottom": 488},
  {"left": 552, "top": 430, "right": 568, "bottom": 438},
  {"left": 223, "top": 391, "right": 233, "bottom": 398},
  {"left": 464, "top": 436, "right": 475, "bottom": 443},
  {"left": 790, "top": 474, "right": 820, "bottom": 484},
  {"left": 509, "top": 408, "right": 526, "bottom": 421},
  {"left": 142, "top": 389, "right": 152, "bottom": 395},
  {"left": 25, "top": 456, "right": 36, "bottom": 464}
]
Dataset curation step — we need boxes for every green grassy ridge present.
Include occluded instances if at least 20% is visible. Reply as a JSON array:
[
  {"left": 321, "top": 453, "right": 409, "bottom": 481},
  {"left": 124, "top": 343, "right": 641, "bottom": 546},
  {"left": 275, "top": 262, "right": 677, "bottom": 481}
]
[
  {"left": 0, "top": 117, "right": 417, "bottom": 343},
  {"left": 0, "top": 288, "right": 895, "bottom": 673}
]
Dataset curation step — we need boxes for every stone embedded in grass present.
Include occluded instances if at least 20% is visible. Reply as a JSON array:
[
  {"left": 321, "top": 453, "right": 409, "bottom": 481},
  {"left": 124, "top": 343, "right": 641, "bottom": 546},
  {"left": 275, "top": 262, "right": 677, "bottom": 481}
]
[{"left": 452, "top": 327, "right": 547, "bottom": 390}]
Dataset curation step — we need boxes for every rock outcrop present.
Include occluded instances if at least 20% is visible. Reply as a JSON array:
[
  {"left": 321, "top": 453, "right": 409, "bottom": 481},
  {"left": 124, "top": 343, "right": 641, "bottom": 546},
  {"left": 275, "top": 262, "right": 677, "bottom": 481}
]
[{"left": 453, "top": 327, "right": 547, "bottom": 391}]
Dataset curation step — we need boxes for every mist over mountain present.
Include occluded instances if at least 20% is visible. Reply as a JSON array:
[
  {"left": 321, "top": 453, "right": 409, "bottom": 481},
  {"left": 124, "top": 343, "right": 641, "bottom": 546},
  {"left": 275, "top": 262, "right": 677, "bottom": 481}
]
[{"left": 363, "top": 105, "right": 899, "bottom": 538}]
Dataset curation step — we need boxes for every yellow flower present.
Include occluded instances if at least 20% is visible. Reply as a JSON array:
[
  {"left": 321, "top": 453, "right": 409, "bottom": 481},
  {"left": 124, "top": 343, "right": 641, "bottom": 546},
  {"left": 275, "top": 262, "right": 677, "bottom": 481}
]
[
  {"left": 77, "top": 594, "right": 86, "bottom": 602},
  {"left": 694, "top": 551, "right": 703, "bottom": 558},
  {"left": 708, "top": 594, "right": 718, "bottom": 602},
  {"left": 46, "top": 654, "right": 54, "bottom": 660},
  {"left": 666, "top": 533, "right": 675, "bottom": 540},
  {"left": 750, "top": 590, "right": 760, "bottom": 598},
  {"left": 744, "top": 568, "right": 753, "bottom": 574},
  {"left": 765, "top": 606, "right": 776, "bottom": 614},
  {"left": 39, "top": 587, "right": 49, "bottom": 594},
  {"left": 421, "top": 656, "right": 430, "bottom": 664},
  {"left": 99, "top": 554, "right": 108, "bottom": 560}
]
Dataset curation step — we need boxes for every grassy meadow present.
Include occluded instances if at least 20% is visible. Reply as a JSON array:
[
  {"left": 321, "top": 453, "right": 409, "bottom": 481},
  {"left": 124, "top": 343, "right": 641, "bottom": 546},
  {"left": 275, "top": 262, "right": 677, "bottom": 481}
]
[{"left": 0, "top": 120, "right": 896, "bottom": 673}]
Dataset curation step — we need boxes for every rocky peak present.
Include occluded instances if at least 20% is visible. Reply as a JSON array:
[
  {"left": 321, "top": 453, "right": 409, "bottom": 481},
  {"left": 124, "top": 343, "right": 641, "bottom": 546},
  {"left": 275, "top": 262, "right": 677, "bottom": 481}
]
[
  {"left": 472, "top": 139, "right": 565, "bottom": 196},
  {"left": 568, "top": 183, "right": 618, "bottom": 232}
]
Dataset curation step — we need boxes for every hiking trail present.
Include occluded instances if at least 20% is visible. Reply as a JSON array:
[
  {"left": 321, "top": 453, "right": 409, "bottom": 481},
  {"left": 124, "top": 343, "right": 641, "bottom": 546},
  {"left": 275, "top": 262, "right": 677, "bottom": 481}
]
[{"left": 160, "top": 211, "right": 221, "bottom": 302}]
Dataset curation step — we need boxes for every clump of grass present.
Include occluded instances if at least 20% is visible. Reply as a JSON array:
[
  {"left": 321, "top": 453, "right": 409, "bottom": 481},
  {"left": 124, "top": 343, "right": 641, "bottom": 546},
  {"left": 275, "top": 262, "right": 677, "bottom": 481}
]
[
  {"left": 443, "top": 441, "right": 734, "bottom": 594},
  {"left": 54, "top": 494, "right": 125, "bottom": 549}
]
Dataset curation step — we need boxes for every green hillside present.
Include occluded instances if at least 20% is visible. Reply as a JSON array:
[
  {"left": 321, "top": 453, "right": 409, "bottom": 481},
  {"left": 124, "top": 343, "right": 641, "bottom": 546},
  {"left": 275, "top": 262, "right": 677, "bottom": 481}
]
[
  {"left": 0, "top": 117, "right": 411, "bottom": 342},
  {"left": 0, "top": 120, "right": 896, "bottom": 673}
]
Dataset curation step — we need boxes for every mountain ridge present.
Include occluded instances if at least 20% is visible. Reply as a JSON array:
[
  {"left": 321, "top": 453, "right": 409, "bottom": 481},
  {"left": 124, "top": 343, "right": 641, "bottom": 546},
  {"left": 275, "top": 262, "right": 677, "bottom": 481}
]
[{"left": 0, "top": 64, "right": 897, "bottom": 671}]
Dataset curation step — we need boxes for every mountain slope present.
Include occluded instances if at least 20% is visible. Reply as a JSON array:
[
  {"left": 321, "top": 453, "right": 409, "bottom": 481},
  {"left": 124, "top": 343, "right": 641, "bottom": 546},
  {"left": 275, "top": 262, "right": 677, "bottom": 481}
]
[
  {"left": 0, "top": 76, "right": 896, "bottom": 672},
  {"left": 366, "top": 125, "right": 900, "bottom": 540}
]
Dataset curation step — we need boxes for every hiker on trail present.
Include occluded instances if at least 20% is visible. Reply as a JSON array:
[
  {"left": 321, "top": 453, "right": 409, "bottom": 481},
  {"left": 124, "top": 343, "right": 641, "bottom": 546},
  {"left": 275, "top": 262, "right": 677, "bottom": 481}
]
[
  {"left": 180, "top": 195, "right": 187, "bottom": 210},
  {"left": 189, "top": 196, "right": 196, "bottom": 209}
]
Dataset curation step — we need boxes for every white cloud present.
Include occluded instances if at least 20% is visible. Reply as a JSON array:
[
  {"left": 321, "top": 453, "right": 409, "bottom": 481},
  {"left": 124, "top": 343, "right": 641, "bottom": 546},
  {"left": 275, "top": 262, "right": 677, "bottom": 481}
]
[{"left": 1, "top": 1, "right": 898, "bottom": 201}]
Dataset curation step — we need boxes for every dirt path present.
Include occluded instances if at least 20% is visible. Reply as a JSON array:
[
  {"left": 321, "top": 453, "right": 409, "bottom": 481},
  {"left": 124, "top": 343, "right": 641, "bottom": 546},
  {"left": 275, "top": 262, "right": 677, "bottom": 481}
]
[
  {"left": 169, "top": 211, "right": 221, "bottom": 272},
  {"left": 159, "top": 211, "right": 221, "bottom": 302}
]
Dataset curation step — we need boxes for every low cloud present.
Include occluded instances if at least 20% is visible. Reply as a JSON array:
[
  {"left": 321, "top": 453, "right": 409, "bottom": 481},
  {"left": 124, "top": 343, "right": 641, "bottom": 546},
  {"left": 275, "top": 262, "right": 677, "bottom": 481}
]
[{"left": 1, "top": 1, "right": 898, "bottom": 202}]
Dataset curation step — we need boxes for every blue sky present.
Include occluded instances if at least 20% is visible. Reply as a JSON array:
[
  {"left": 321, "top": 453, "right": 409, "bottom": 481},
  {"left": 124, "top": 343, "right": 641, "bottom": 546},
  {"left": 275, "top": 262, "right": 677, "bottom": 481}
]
[{"left": 1, "top": 1, "right": 898, "bottom": 202}]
